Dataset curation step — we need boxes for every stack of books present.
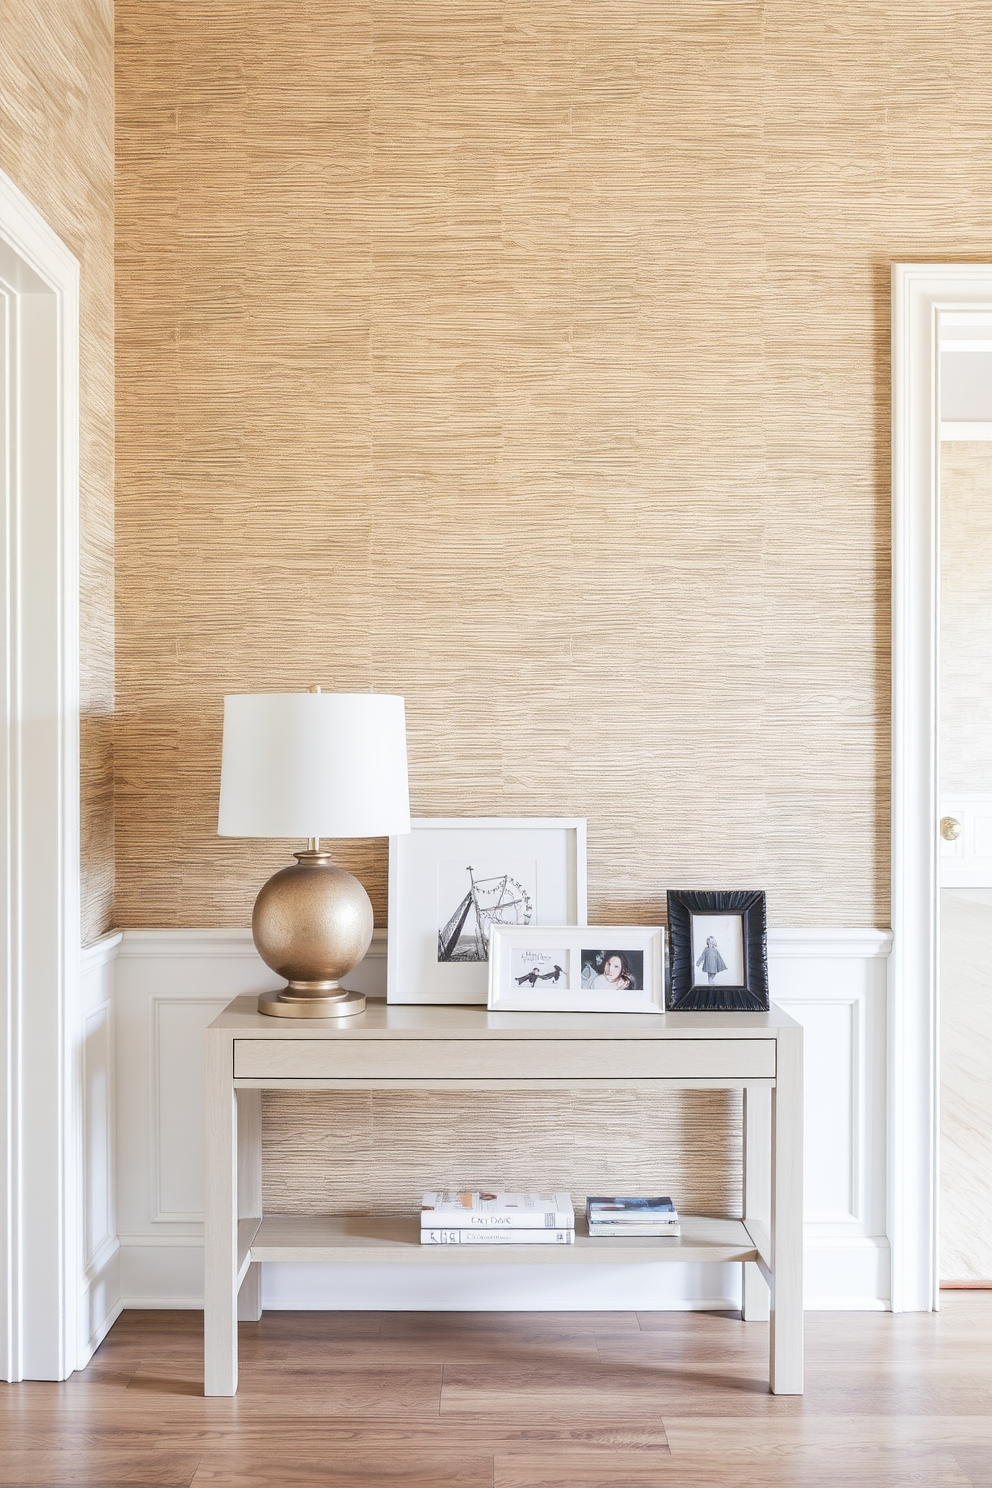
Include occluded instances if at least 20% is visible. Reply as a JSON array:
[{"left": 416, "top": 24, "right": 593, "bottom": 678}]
[
  {"left": 586, "top": 1196, "right": 681, "bottom": 1237},
  {"left": 420, "top": 1191, "right": 575, "bottom": 1245}
]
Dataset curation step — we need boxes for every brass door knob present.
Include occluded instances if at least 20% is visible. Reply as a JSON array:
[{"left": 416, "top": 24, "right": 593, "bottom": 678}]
[{"left": 940, "top": 816, "right": 962, "bottom": 841}]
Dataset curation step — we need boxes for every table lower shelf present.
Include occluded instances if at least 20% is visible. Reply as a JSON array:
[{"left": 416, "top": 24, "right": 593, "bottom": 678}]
[{"left": 242, "top": 1214, "right": 759, "bottom": 1267}]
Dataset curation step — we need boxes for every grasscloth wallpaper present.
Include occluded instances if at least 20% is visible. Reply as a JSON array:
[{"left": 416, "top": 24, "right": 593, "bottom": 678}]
[
  {"left": 1, "top": 0, "right": 115, "bottom": 943},
  {"left": 114, "top": 3, "right": 992, "bottom": 1207},
  {"left": 262, "top": 1089, "right": 742, "bottom": 1220},
  {"left": 115, "top": 1, "right": 992, "bottom": 933}
]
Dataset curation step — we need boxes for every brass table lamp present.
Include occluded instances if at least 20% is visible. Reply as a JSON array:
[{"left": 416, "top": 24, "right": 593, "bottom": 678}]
[{"left": 217, "top": 690, "right": 411, "bottom": 1017}]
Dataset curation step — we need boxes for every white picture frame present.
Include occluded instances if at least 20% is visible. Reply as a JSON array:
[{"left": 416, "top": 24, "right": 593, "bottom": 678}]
[
  {"left": 488, "top": 925, "right": 665, "bottom": 1014},
  {"left": 387, "top": 818, "right": 587, "bottom": 1005}
]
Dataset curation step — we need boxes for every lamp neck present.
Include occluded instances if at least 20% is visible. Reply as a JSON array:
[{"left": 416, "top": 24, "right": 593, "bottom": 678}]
[
  {"left": 307, "top": 836, "right": 320, "bottom": 853},
  {"left": 294, "top": 848, "right": 336, "bottom": 866}
]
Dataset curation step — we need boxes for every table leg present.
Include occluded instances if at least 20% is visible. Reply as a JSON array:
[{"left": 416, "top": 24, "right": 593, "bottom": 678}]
[
  {"left": 742, "top": 1085, "right": 771, "bottom": 1322},
  {"left": 237, "top": 1089, "right": 263, "bottom": 1323},
  {"left": 769, "top": 1025, "right": 804, "bottom": 1394},
  {"left": 204, "top": 1031, "right": 238, "bottom": 1396}
]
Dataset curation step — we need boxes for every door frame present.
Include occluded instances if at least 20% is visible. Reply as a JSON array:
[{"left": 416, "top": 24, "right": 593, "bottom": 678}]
[
  {"left": 0, "top": 168, "right": 81, "bottom": 1379},
  {"left": 890, "top": 264, "right": 992, "bottom": 1311}
]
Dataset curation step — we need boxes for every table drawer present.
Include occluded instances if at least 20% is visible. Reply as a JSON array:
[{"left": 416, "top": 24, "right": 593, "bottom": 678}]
[{"left": 233, "top": 1037, "right": 776, "bottom": 1082}]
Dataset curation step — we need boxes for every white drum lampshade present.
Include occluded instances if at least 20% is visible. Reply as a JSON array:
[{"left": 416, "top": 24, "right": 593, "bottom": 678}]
[
  {"left": 219, "top": 692, "right": 410, "bottom": 840},
  {"left": 218, "top": 692, "right": 410, "bottom": 1017}
]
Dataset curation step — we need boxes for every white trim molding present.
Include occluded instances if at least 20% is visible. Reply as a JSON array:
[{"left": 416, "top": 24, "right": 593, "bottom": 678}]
[
  {"left": 768, "top": 928, "right": 891, "bottom": 960},
  {"left": 117, "top": 926, "right": 386, "bottom": 963},
  {"left": 0, "top": 169, "right": 82, "bottom": 1379},
  {"left": 891, "top": 263, "right": 992, "bottom": 1314},
  {"left": 939, "top": 420, "right": 992, "bottom": 441}
]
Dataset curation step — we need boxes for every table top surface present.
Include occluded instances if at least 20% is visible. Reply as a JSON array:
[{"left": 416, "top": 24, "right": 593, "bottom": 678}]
[{"left": 210, "top": 995, "right": 800, "bottom": 1040}]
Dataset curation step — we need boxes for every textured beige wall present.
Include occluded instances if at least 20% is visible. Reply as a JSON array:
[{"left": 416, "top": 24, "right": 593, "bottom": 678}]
[
  {"left": 940, "top": 444, "right": 992, "bottom": 796},
  {"left": 0, "top": 0, "right": 116, "bottom": 943},
  {"left": 118, "top": 0, "right": 991, "bottom": 934},
  {"left": 113, "top": 2, "right": 992, "bottom": 935},
  {"left": 263, "top": 1089, "right": 742, "bottom": 1218},
  {"left": 114, "top": 1, "right": 992, "bottom": 1216}
]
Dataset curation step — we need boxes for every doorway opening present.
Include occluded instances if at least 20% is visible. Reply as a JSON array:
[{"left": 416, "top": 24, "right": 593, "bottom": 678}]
[
  {"left": 891, "top": 265, "right": 992, "bottom": 1313},
  {"left": 937, "top": 312, "right": 992, "bottom": 1291}
]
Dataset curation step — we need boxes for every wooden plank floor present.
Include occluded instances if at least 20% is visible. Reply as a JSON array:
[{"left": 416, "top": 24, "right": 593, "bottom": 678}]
[{"left": 1, "top": 1296, "right": 990, "bottom": 1486}]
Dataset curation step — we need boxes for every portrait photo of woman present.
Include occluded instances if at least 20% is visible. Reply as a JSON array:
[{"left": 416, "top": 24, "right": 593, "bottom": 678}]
[{"left": 580, "top": 949, "right": 643, "bottom": 992}]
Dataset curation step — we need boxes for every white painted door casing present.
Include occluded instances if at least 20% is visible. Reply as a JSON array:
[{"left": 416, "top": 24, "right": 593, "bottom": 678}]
[
  {"left": 891, "top": 263, "right": 992, "bottom": 1313},
  {"left": 0, "top": 169, "right": 82, "bottom": 1381}
]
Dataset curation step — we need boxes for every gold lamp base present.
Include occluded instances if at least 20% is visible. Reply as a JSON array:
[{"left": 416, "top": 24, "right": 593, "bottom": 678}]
[
  {"left": 252, "top": 850, "right": 373, "bottom": 1019},
  {"left": 257, "top": 987, "right": 367, "bottom": 1018}
]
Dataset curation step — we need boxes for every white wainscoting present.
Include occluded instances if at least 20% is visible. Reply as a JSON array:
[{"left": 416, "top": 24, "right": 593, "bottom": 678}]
[
  {"left": 79, "top": 932, "right": 123, "bottom": 1364},
  {"left": 770, "top": 930, "right": 891, "bottom": 1310},
  {"left": 112, "top": 926, "right": 892, "bottom": 1312}
]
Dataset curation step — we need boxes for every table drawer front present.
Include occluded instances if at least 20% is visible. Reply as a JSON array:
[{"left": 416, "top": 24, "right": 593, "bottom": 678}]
[{"left": 233, "top": 1038, "right": 776, "bottom": 1082}]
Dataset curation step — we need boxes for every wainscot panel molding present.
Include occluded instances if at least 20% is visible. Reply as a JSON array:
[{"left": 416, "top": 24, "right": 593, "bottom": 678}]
[
  {"left": 80, "top": 932, "right": 123, "bottom": 1363},
  {"left": 113, "top": 927, "right": 890, "bottom": 1311},
  {"left": 770, "top": 928, "right": 890, "bottom": 1311}
]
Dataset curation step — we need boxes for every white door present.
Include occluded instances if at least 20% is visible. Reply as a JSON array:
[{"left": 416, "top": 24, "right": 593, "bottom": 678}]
[
  {"left": 938, "top": 320, "right": 992, "bottom": 1288},
  {"left": 938, "top": 800, "right": 992, "bottom": 889}
]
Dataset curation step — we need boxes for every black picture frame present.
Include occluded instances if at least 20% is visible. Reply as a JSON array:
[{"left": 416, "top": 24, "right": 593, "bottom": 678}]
[{"left": 666, "top": 889, "right": 769, "bottom": 1012}]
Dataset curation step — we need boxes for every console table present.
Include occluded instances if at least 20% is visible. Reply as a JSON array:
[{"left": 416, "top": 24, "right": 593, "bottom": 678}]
[{"left": 204, "top": 998, "right": 803, "bottom": 1396}]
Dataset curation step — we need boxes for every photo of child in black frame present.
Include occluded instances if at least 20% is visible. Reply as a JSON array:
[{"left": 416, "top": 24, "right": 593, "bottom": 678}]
[{"left": 666, "top": 890, "right": 769, "bottom": 1012}]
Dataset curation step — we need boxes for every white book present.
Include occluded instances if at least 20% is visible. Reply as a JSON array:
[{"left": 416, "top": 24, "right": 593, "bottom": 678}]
[
  {"left": 420, "top": 1191, "right": 575, "bottom": 1229},
  {"left": 588, "top": 1223, "right": 681, "bottom": 1237},
  {"left": 421, "top": 1227, "right": 575, "bottom": 1246}
]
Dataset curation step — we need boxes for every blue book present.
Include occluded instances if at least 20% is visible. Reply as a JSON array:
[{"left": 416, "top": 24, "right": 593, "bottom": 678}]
[{"left": 586, "top": 1196, "right": 677, "bottom": 1223}]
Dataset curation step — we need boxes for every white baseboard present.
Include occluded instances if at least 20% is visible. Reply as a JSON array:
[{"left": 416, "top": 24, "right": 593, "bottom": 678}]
[
  {"left": 120, "top": 1238, "right": 206, "bottom": 1311},
  {"left": 112, "top": 925, "right": 893, "bottom": 1314},
  {"left": 79, "top": 1237, "right": 123, "bottom": 1365},
  {"left": 803, "top": 1236, "right": 892, "bottom": 1311}
]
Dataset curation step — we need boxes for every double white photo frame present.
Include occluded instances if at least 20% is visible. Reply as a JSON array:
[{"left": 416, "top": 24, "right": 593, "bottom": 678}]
[{"left": 488, "top": 925, "right": 665, "bottom": 1014}]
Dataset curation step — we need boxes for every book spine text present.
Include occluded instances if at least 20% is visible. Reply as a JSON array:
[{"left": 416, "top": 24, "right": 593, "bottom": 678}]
[
  {"left": 421, "top": 1229, "right": 575, "bottom": 1245},
  {"left": 587, "top": 1225, "right": 680, "bottom": 1237},
  {"left": 420, "top": 1213, "right": 573, "bottom": 1230}
]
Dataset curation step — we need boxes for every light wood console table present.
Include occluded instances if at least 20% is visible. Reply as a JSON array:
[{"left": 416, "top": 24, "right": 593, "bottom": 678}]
[{"left": 204, "top": 997, "right": 803, "bottom": 1396}]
